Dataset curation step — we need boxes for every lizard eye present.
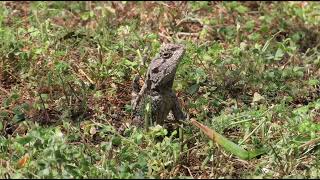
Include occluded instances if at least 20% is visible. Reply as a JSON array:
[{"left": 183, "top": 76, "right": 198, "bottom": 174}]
[
  {"left": 162, "top": 52, "right": 172, "bottom": 59},
  {"left": 170, "top": 47, "right": 177, "bottom": 51}
]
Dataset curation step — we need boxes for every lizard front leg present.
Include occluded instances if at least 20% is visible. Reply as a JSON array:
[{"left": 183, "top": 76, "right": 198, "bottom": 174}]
[
  {"left": 132, "top": 69, "right": 151, "bottom": 111},
  {"left": 169, "top": 91, "right": 186, "bottom": 122},
  {"left": 132, "top": 82, "right": 147, "bottom": 111}
]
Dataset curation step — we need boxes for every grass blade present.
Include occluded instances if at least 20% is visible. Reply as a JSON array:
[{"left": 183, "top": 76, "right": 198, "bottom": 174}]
[{"left": 190, "top": 118, "right": 265, "bottom": 160}]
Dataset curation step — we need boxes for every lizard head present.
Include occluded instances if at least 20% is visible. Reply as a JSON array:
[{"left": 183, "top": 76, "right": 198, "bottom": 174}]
[
  {"left": 148, "top": 43, "right": 185, "bottom": 90},
  {"left": 159, "top": 44, "right": 185, "bottom": 63}
]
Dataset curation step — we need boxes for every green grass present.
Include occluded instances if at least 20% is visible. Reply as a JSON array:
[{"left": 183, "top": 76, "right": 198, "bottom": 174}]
[{"left": 0, "top": 1, "right": 320, "bottom": 178}]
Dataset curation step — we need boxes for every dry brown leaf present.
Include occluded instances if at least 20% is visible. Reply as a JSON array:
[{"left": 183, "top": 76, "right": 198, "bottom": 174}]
[{"left": 17, "top": 153, "right": 29, "bottom": 168}]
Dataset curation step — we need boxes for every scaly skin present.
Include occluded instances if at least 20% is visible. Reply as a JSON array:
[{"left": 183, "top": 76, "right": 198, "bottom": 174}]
[{"left": 132, "top": 43, "right": 186, "bottom": 126}]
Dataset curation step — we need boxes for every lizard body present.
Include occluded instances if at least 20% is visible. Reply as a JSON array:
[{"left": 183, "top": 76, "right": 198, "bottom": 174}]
[{"left": 132, "top": 43, "right": 186, "bottom": 126}]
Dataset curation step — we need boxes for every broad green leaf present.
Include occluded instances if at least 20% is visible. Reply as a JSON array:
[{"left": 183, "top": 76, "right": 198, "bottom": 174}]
[
  {"left": 274, "top": 48, "right": 284, "bottom": 61},
  {"left": 187, "top": 84, "right": 199, "bottom": 95},
  {"left": 235, "top": 5, "right": 248, "bottom": 14},
  {"left": 16, "top": 136, "right": 33, "bottom": 146},
  {"left": 308, "top": 79, "right": 319, "bottom": 86}
]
